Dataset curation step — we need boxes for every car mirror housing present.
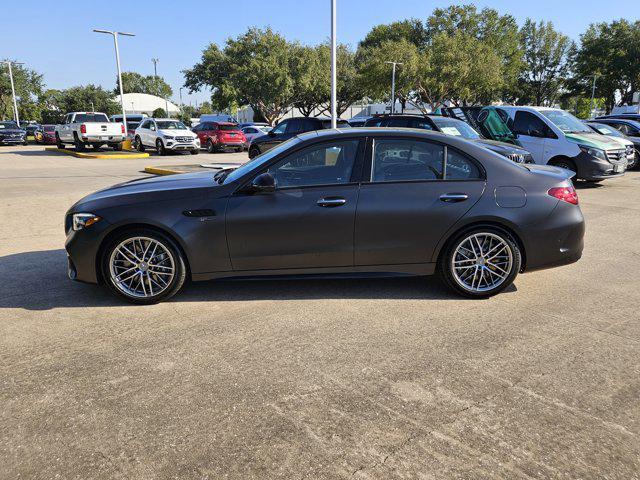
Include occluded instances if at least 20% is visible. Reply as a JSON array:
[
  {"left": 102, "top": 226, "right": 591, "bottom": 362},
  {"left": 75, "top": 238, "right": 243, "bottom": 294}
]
[
  {"left": 267, "top": 130, "right": 276, "bottom": 137},
  {"left": 251, "top": 173, "right": 276, "bottom": 193}
]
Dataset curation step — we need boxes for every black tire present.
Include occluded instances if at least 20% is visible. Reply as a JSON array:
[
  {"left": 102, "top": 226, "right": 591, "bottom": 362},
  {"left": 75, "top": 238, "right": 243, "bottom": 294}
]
[
  {"left": 235, "top": 147, "right": 243, "bottom": 153},
  {"left": 549, "top": 158, "right": 577, "bottom": 174},
  {"left": 23, "top": 140, "right": 29, "bottom": 146},
  {"left": 101, "top": 228, "right": 187, "bottom": 304},
  {"left": 628, "top": 150, "right": 639, "bottom": 170},
  {"left": 74, "top": 134, "right": 85, "bottom": 152},
  {"left": 111, "top": 142, "right": 123, "bottom": 151},
  {"left": 438, "top": 226, "right": 521, "bottom": 299},
  {"left": 55, "top": 133, "right": 65, "bottom": 149},
  {"left": 91, "top": 144, "right": 101, "bottom": 151},
  {"left": 206, "top": 139, "right": 215, "bottom": 153},
  {"left": 248, "top": 145, "right": 260, "bottom": 159},
  {"left": 135, "top": 136, "right": 145, "bottom": 152},
  {"left": 190, "top": 149, "right": 199, "bottom": 155},
  {"left": 156, "top": 139, "right": 166, "bottom": 156}
]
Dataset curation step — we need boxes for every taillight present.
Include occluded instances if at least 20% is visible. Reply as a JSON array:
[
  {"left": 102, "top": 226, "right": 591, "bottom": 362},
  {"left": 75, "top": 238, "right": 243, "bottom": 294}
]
[
  {"left": 548, "top": 186, "right": 578, "bottom": 205},
  {"left": 121, "top": 124, "right": 125, "bottom": 134},
  {"left": 80, "top": 124, "right": 86, "bottom": 134}
]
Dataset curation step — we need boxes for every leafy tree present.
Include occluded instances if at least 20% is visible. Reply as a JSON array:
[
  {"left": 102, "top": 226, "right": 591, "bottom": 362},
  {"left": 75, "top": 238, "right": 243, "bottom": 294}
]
[
  {"left": 0, "top": 61, "right": 44, "bottom": 121},
  {"left": 116, "top": 71, "right": 173, "bottom": 98},
  {"left": 359, "top": 19, "right": 426, "bottom": 50},
  {"left": 184, "top": 28, "right": 295, "bottom": 125},
  {"left": 517, "top": 20, "right": 573, "bottom": 105},
  {"left": 425, "top": 5, "right": 523, "bottom": 101},
  {"left": 316, "top": 44, "right": 365, "bottom": 117},
  {"left": 569, "top": 20, "right": 640, "bottom": 113},
  {"left": 290, "top": 45, "right": 329, "bottom": 116},
  {"left": 152, "top": 107, "right": 167, "bottom": 118},
  {"left": 356, "top": 39, "right": 420, "bottom": 111},
  {"left": 198, "top": 101, "right": 213, "bottom": 114},
  {"left": 39, "top": 85, "right": 119, "bottom": 119}
]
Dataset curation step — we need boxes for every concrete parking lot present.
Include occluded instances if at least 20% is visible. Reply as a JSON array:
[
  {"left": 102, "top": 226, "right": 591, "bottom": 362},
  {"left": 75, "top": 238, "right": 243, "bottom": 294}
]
[{"left": 1, "top": 144, "right": 639, "bottom": 479}]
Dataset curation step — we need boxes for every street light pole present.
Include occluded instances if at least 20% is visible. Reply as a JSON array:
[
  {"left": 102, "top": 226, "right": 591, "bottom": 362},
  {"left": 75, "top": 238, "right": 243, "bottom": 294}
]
[
  {"left": 2, "top": 60, "right": 23, "bottom": 125},
  {"left": 152, "top": 58, "right": 170, "bottom": 118},
  {"left": 330, "top": 0, "right": 337, "bottom": 129},
  {"left": 94, "top": 29, "right": 134, "bottom": 129},
  {"left": 385, "top": 61, "right": 403, "bottom": 115},
  {"left": 589, "top": 73, "right": 599, "bottom": 118}
]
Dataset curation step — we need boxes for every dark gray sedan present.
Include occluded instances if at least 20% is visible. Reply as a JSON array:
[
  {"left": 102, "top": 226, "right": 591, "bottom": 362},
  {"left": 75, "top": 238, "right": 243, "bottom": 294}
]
[{"left": 65, "top": 128, "right": 585, "bottom": 304}]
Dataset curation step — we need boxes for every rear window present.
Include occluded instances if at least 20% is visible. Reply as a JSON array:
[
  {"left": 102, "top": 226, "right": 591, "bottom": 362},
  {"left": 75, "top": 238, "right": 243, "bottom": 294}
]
[
  {"left": 219, "top": 124, "right": 240, "bottom": 131},
  {"left": 0, "top": 122, "right": 19, "bottom": 129},
  {"left": 321, "top": 120, "right": 351, "bottom": 129},
  {"left": 43, "top": 125, "right": 55, "bottom": 132},
  {"left": 74, "top": 114, "right": 109, "bottom": 123}
]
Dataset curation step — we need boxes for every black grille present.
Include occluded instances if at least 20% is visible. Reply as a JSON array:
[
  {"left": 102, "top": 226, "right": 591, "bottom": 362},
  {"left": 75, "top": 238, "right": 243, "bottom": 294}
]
[
  {"left": 175, "top": 136, "right": 194, "bottom": 143},
  {"left": 606, "top": 149, "right": 626, "bottom": 163}
]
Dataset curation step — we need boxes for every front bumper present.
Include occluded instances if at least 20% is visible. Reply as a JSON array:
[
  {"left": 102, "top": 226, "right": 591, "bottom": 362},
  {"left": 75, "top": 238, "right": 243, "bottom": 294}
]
[
  {"left": 0, "top": 136, "right": 26, "bottom": 144},
  {"left": 574, "top": 150, "right": 626, "bottom": 181},
  {"left": 165, "top": 140, "right": 200, "bottom": 151},
  {"left": 65, "top": 219, "right": 112, "bottom": 284}
]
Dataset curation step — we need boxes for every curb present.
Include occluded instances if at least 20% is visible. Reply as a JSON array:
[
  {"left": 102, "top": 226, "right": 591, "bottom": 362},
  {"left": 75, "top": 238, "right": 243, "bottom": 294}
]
[
  {"left": 45, "top": 147, "right": 149, "bottom": 159},
  {"left": 144, "top": 166, "right": 183, "bottom": 175}
]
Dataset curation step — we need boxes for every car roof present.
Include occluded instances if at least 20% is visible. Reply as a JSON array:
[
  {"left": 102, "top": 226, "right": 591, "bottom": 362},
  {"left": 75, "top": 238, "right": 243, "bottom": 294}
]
[{"left": 296, "top": 127, "right": 452, "bottom": 142}]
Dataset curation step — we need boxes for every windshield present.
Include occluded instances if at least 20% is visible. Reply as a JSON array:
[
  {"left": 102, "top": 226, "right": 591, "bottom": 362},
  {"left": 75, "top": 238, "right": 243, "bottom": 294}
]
[
  {"left": 157, "top": 121, "right": 187, "bottom": 130},
  {"left": 0, "top": 122, "right": 20, "bottom": 129},
  {"left": 75, "top": 113, "right": 109, "bottom": 123},
  {"left": 43, "top": 125, "right": 55, "bottom": 132},
  {"left": 541, "top": 109, "right": 591, "bottom": 133},
  {"left": 589, "top": 123, "right": 623, "bottom": 138},
  {"left": 431, "top": 117, "right": 481, "bottom": 139},
  {"left": 223, "top": 137, "right": 303, "bottom": 185},
  {"left": 219, "top": 124, "right": 240, "bottom": 131}
]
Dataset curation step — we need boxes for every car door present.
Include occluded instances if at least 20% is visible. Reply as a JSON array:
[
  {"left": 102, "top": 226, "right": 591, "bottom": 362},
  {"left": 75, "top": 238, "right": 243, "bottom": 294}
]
[
  {"left": 354, "top": 137, "right": 486, "bottom": 266},
  {"left": 60, "top": 114, "right": 72, "bottom": 141},
  {"left": 225, "top": 138, "right": 364, "bottom": 271},
  {"left": 510, "top": 110, "right": 550, "bottom": 163}
]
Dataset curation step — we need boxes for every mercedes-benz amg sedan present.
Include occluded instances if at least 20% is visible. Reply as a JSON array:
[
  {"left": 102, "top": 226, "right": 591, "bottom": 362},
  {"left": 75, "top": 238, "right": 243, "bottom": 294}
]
[{"left": 65, "top": 128, "right": 585, "bottom": 304}]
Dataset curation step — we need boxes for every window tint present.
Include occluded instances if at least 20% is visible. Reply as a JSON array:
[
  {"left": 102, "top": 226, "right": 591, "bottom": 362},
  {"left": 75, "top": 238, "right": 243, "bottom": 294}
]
[
  {"left": 372, "top": 139, "right": 444, "bottom": 182},
  {"left": 512, "top": 111, "right": 548, "bottom": 137},
  {"left": 267, "top": 139, "right": 359, "bottom": 188},
  {"left": 271, "top": 121, "right": 288, "bottom": 135},
  {"left": 411, "top": 119, "right": 436, "bottom": 130},
  {"left": 364, "top": 117, "right": 384, "bottom": 127},
  {"left": 385, "top": 117, "right": 412, "bottom": 128},
  {"left": 74, "top": 113, "right": 109, "bottom": 123},
  {"left": 244, "top": 127, "right": 257, "bottom": 133},
  {"left": 445, "top": 148, "right": 482, "bottom": 180},
  {"left": 285, "top": 119, "right": 304, "bottom": 134}
]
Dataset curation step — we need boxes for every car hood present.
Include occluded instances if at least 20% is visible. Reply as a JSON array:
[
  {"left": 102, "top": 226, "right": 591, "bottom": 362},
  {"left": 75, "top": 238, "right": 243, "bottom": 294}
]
[
  {"left": 0, "top": 128, "right": 26, "bottom": 135},
  {"left": 70, "top": 172, "right": 219, "bottom": 211},
  {"left": 159, "top": 129, "right": 195, "bottom": 137},
  {"left": 565, "top": 132, "right": 623, "bottom": 149},
  {"left": 472, "top": 138, "right": 529, "bottom": 155}
]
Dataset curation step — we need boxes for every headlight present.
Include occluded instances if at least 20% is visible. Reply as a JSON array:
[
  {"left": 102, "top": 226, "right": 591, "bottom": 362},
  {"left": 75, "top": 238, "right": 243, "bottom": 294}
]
[
  {"left": 626, "top": 145, "right": 634, "bottom": 156},
  {"left": 579, "top": 145, "right": 606, "bottom": 161},
  {"left": 72, "top": 213, "right": 101, "bottom": 231},
  {"left": 164, "top": 135, "right": 175, "bottom": 140}
]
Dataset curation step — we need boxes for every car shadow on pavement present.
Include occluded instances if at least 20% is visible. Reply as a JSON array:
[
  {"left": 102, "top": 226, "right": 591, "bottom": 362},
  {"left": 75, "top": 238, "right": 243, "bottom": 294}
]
[{"left": 0, "top": 249, "right": 515, "bottom": 311}]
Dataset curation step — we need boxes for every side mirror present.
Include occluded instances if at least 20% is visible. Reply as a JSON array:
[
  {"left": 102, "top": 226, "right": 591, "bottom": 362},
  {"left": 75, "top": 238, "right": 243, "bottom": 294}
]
[
  {"left": 251, "top": 172, "right": 276, "bottom": 193},
  {"left": 268, "top": 130, "right": 276, "bottom": 137}
]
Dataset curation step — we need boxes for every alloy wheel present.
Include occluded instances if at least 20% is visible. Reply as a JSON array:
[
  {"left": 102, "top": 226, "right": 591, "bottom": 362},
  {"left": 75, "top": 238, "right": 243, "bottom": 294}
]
[
  {"left": 451, "top": 233, "right": 513, "bottom": 293},
  {"left": 108, "top": 236, "right": 175, "bottom": 299}
]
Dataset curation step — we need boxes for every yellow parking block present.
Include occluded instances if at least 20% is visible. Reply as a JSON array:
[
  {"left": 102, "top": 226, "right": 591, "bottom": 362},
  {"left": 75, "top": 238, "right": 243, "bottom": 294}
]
[
  {"left": 144, "top": 166, "right": 183, "bottom": 175},
  {"left": 45, "top": 147, "right": 149, "bottom": 159}
]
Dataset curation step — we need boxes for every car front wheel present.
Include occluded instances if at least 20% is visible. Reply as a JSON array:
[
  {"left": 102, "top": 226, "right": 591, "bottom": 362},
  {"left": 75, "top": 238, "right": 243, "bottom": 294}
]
[
  {"left": 102, "top": 229, "right": 187, "bottom": 304},
  {"left": 439, "top": 227, "right": 521, "bottom": 298},
  {"left": 135, "top": 136, "right": 145, "bottom": 152},
  {"left": 156, "top": 139, "right": 166, "bottom": 156},
  {"left": 248, "top": 145, "right": 260, "bottom": 159}
]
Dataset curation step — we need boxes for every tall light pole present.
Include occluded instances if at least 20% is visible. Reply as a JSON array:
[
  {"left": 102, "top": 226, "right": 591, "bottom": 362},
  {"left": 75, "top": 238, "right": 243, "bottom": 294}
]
[
  {"left": 589, "top": 73, "right": 599, "bottom": 118},
  {"left": 330, "top": 0, "right": 337, "bottom": 129},
  {"left": 2, "top": 60, "right": 23, "bottom": 125},
  {"left": 94, "top": 29, "right": 134, "bottom": 128},
  {"left": 152, "top": 58, "right": 170, "bottom": 118},
  {"left": 386, "top": 61, "right": 403, "bottom": 115}
]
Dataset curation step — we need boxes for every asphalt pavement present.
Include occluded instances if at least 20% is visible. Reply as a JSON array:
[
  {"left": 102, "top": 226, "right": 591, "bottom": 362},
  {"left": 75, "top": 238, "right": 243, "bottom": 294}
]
[{"left": 1, "top": 145, "right": 639, "bottom": 479}]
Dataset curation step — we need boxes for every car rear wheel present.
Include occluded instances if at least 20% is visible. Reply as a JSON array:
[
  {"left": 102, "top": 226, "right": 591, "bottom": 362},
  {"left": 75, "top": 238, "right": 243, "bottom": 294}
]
[
  {"left": 74, "top": 134, "right": 85, "bottom": 152},
  {"left": 248, "top": 145, "right": 260, "bottom": 159},
  {"left": 439, "top": 227, "right": 521, "bottom": 298},
  {"left": 156, "top": 139, "right": 166, "bottom": 156},
  {"left": 102, "top": 229, "right": 186, "bottom": 304},
  {"left": 135, "top": 136, "right": 145, "bottom": 152},
  {"left": 111, "top": 142, "right": 123, "bottom": 151},
  {"left": 206, "top": 139, "right": 215, "bottom": 153}
]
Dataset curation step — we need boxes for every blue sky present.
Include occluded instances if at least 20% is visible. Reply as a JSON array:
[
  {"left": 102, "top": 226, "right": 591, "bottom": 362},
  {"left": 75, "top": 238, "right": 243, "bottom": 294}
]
[{"left": 2, "top": 0, "right": 638, "bottom": 105}]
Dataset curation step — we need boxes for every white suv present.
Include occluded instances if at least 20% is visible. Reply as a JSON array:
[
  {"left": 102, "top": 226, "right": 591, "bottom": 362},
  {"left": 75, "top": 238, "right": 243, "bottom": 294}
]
[{"left": 134, "top": 118, "right": 200, "bottom": 155}]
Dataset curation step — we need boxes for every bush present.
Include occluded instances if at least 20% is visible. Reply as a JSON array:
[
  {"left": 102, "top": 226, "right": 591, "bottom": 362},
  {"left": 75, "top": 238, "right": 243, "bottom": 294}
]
[{"left": 152, "top": 108, "right": 167, "bottom": 118}]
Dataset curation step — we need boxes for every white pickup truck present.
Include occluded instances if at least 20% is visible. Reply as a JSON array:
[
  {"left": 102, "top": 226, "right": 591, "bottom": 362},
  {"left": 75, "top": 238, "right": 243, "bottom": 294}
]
[{"left": 55, "top": 112, "right": 125, "bottom": 151}]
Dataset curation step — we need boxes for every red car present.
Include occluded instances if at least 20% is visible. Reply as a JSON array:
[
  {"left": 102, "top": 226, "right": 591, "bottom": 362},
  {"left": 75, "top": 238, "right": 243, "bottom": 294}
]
[
  {"left": 192, "top": 121, "right": 246, "bottom": 153},
  {"left": 36, "top": 124, "right": 57, "bottom": 144}
]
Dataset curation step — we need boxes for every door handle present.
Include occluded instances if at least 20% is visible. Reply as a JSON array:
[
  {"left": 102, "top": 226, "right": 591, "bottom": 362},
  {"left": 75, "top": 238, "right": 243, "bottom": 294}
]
[
  {"left": 317, "top": 197, "right": 347, "bottom": 208},
  {"left": 439, "top": 193, "right": 468, "bottom": 203}
]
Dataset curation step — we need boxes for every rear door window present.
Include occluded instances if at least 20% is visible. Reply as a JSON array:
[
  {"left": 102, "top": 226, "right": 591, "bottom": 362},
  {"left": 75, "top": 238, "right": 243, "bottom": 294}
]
[
  {"left": 512, "top": 111, "right": 548, "bottom": 136},
  {"left": 371, "top": 139, "right": 444, "bottom": 182}
]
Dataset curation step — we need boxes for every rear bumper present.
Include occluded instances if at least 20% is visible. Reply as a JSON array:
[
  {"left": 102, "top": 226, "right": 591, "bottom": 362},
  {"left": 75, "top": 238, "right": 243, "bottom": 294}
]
[
  {"left": 521, "top": 202, "right": 585, "bottom": 272},
  {"left": 82, "top": 135, "right": 125, "bottom": 143}
]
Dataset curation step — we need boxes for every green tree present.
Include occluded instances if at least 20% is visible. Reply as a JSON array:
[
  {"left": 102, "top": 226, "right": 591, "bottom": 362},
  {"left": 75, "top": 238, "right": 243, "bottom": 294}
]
[
  {"left": 290, "top": 44, "right": 329, "bottom": 116},
  {"left": 356, "top": 39, "right": 420, "bottom": 110},
  {"left": 359, "top": 19, "right": 426, "bottom": 50},
  {"left": 569, "top": 20, "right": 640, "bottom": 113},
  {"left": 0, "top": 61, "right": 44, "bottom": 121},
  {"left": 116, "top": 71, "right": 173, "bottom": 98},
  {"left": 317, "top": 44, "right": 365, "bottom": 117},
  {"left": 152, "top": 107, "right": 167, "bottom": 118},
  {"left": 198, "top": 101, "right": 213, "bottom": 114},
  {"left": 184, "top": 27, "right": 295, "bottom": 125},
  {"left": 517, "top": 20, "right": 573, "bottom": 105},
  {"left": 39, "top": 85, "right": 119, "bottom": 119},
  {"left": 425, "top": 5, "right": 523, "bottom": 101}
]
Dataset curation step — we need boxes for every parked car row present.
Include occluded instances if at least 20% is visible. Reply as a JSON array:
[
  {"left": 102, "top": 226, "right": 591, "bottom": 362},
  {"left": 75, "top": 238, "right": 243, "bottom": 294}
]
[{"left": 0, "top": 121, "right": 28, "bottom": 146}]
